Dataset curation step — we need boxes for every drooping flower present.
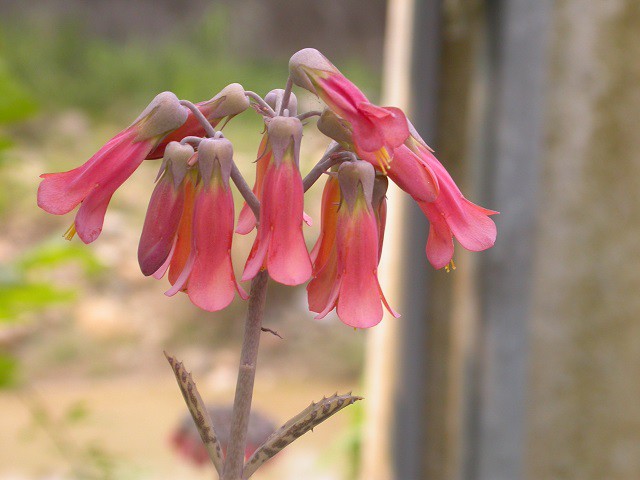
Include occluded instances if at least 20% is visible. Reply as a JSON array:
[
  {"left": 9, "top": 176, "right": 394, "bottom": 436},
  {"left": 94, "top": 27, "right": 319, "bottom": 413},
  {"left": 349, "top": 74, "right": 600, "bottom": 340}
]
[
  {"left": 309, "top": 161, "right": 398, "bottom": 328},
  {"left": 236, "top": 91, "right": 304, "bottom": 235},
  {"left": 38, "top": 92, "right": 189, "bottom": 243},
  {"left": 242, "top": 116, "right": 312, "bottom": 286},
  {"left": 407, "top": 136, "right": 498, "bottom": 269},
  {"left": 138, "top": 141, "right": 194, "bottom": 276},
  {"left": 236, "top": 131, "right": 271, "bottom": 235},
  {"left": 146, "top": 83, "right": 250, "bottom": 160},
  {"left": 289, "top": 48, "right": 409, "bottom": 173},
  {"left": 307, "top": 173, "right": 341, "bottom": 314},
  {"left": 317, "top": 108, "right": 497, "bottom": 269},
  {"left": 317, "top": 108, "right": 439, "bottom": 202},
  {"left": 166, "top": 138, "right": 248, "bottom": 311}
]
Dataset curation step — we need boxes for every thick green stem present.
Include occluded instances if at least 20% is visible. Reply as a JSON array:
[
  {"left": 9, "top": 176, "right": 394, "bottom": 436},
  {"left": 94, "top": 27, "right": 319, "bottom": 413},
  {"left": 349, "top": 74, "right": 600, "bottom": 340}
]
[{"left": 221, "top": 271, "right": 269, "bottom": 480}]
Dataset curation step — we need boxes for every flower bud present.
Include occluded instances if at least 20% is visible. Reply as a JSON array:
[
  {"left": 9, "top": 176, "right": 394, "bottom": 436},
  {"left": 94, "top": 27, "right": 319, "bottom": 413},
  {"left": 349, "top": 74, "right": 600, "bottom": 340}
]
[
  {"left": 210, "top": 83, "right": 250, "bottom": 118},
  {"left": 289, "top": 48, "right": 339, "bottom": 93},
  {"left": 134, "top": 91, "right": 189, "bottom": 141},
  {"left": 196, "top": 137, "right": 233, "bottom": 188},
  {"left": 161, "top": 141, "right": 194, "bottom": 189},
  {"left": 265, "top": 89, "right": 298, "bottom": 116},
  {"left": 337, "top": 161, "right": 375, "bottom": 211},
  {"left": 265, "top": 116, "right": 303, "bottom": 166},
  {"left": 317, "top": 109, "right": 353, "bottom": 148}
]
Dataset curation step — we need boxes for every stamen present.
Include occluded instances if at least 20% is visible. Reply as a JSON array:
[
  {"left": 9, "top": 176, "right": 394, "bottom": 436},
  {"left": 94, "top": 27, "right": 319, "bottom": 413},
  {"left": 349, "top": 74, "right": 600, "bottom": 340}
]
[
  {"left": 444, "top": 259, "right": 457, "bottom": 273},
  {"left": 63, "top": 223, "right": 77, "bottom": 241},
  {"left": 375, "top": 148, "right": 391, "bottom": 175}
]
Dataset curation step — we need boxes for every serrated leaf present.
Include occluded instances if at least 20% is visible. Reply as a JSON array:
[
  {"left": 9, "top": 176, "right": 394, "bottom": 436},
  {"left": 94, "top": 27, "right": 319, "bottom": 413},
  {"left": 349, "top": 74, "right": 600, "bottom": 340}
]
[
  {"left": 243, "top": 392, "right": 363, "bottom": 478},
  {"left": 165, "top": 352, "right": 224, "bottom": 475}
]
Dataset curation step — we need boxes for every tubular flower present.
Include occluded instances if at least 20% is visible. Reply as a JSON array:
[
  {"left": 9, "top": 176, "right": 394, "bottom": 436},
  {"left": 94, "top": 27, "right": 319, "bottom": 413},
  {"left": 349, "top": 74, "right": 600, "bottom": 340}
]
[
  {"left": 306, "top": 173, "right": 341, "bottom": 313},
  {"left": 146, "top": 84, "right": 250, "bottom": 159},
  {"left": 406, "top": 137, "right": 498, "bottom": 269},
  {"left": 317, "top": 108, "right": 439, "bottom": 202},
  {"left": 237, "top": 91, "right": 301, "bottom": 235},
  {"left": 318, "top": 108, "right": 496, "bottom": 268},
  {"left": 309, "top": 161, "right": 398, "bottom": 328},
  {"left": 289, "top": 48, "right": 409, "bottom": 173},
  {"left": 37, "top": 92, "right": 189, "bottom": 244},
  {"left": 166, "top": 138, "right": 248, "bottom": 311},
  {"left": 242, "top": 116, "right": 312, "bottom": 286},
  {"left": 236, "top": 131, "right": 271, "bottom": 235},
  {"left": 138, "top": 142, "right": 194, "bottom": 276}
]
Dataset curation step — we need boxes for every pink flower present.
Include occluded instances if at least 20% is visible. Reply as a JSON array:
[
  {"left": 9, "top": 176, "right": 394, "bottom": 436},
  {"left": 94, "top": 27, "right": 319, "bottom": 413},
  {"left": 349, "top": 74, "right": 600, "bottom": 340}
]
[
  {"left": 242, "top": 116, "right": 312, "bottom": 286},
  {"left": 317, "top": 108, "right": 439, "bottom": 202},
  {"left": 37, "top": 92, "right": 189, "bottom": 244},
  {"left": 290, "top": 48, "right": 409, "bottom": 173},
  {"left": 308, "top": 161, "right": 398, "bottom": 328},
  {"left": 166, "top": 138, "right": 248, "bottom": 311},
  {"left": 407, "top": 137, "right": 498, "bottom": 269},
  {"left": 146, "top": 84, "right": 250, "bottom": 160},
  {"left": 138, "top": 142, "right": 194, "bottom": 276},
  {"left": 317, "top": 108, "right": 497, "bottom": 269},
  {"left": 236, "top": 132, "right": 271, "bottom": 235},
  {"left": 307, "top": 174, "right": 341, "bottom": 314}
]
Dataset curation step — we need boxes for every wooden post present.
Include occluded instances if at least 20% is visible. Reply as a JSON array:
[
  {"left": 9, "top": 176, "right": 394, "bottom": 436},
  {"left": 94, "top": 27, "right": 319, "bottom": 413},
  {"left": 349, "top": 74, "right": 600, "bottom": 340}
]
[{"left": 465, "top": 0, "right": 551, "bottom": 479}]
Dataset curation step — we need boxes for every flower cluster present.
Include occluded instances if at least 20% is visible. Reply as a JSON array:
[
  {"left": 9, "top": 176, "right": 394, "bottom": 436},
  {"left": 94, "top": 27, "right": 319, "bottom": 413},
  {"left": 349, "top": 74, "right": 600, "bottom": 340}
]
[{"left": 37, "top": 48, "right": 497, "bottom": 328}]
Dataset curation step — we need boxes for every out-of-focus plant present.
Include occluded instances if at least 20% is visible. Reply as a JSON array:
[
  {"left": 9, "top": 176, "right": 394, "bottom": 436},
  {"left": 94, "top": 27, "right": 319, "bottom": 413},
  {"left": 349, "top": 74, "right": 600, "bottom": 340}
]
[
  {"left": 19, "top": 390, "right": 118, "bottom": 480},
  {"left": 0, "top": 54, "right": 36, "bottom": 160},
  {"left": 0, "top": 243, "right": 102, "bottom": 387},
  {"left": 35, "top": 47, "right": 498, "bottom": 479}
]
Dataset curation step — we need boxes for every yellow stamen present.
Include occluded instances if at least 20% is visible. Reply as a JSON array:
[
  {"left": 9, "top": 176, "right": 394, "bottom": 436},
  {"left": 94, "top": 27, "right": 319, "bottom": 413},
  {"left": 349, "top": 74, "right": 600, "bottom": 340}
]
[
  {"left": 444, "top": 259, "right": 457, "bottom": 273},
  {"left": 63, "top": 223, "right": 77, "bottom": 241},
  {"left": 375, "top": 148, "right": 391, "bottom": 175}
]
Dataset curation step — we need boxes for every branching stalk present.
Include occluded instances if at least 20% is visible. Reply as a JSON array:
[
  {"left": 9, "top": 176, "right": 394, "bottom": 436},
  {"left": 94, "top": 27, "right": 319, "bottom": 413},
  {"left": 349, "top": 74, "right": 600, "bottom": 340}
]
[
  {"left": 179, "top": 100, "right": 217, "bottom": 137},
  {"left": 296, "top": 110, "right": 323, "bottom": 121},
  {"left": 222, "top": 271, "right": 270, "bottom": 480},
  {"left": 245, "top": 91, "right": 276, "bottom": 117},
  {"left": 302, "top": 143, "right": 348, "bottom": 192},
  {"left": 179, "top": 136, "right": 203, "bottom": 147},
  {"left": 231, "top": 163, "right": 260, "bottom": 222},
  {"left": 278, "top": 77, "right": 294, "bottom": 116}
]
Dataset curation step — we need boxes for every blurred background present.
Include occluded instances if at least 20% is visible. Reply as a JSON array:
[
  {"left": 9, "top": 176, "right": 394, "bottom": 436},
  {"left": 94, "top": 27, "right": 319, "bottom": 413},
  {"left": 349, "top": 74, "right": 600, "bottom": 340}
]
[{"left": 1, "top": 1, "right": 639, "bottom": 480}]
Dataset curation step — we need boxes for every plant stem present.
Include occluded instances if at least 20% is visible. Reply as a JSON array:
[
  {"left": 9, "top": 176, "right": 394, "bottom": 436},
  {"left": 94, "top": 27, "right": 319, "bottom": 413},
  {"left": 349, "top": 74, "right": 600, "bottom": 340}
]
[
  {"left": 231, "top": 163, "right": 260, "bottom": 222},
  {"left": 302, "top": 142, "right": 348, "bottom": 192},
  {"left": 278, "top": 77, "right": 293, "bottom": 116},
  {"left": 179, "top": 99, "right": 217, "bottom": 137},
  {"left": 221, "top": 271, "right": 269, "bottom": 480}
]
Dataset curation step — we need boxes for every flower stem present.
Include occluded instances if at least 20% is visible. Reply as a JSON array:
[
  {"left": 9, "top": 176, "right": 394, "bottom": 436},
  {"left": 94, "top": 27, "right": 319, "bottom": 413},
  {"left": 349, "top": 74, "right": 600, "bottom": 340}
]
[
  {"left": 245, "top": 91, "right": 276, "bottom": 117},
  {"left": 278, "top": 77, "right": 294, "bottom": 116},
  {"left": 231, "top": 162, "right": 260, "bottom": 222},
  {"left": 179, "top": 99, "right": 217, "bottom": 137},
  {"left": 302, "top": 142, "right": 348, "bottom": 192},
  {"left": 221, "top": 271, "right": 269, "bottom": 480}
]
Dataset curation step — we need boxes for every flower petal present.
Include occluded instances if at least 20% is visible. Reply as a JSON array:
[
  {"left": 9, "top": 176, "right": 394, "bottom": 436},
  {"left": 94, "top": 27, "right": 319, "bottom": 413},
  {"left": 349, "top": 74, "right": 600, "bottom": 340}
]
[
  {"left": 335, "top": 214, "right": 383, "bottom": 328},
  {"left": 37, "top": 128, "right": 140, "bottom": 215},
  {"left": 385, "top": 145, "right": 439, "bottom": 202},
  {"left": 420, "top": 201, "right": 454, "bottom": 269},
  {"left": 307, "top": 246, "right": 338, "bottom": 314},
  {"left": 187, "top": 186, "right": 245, "bottom": 311},
  {"left": 138, "top": 177, "right": 185, "bottom": 276},
  {"left": 265, "top": 162, "right": 312, "bottom": 285}
]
